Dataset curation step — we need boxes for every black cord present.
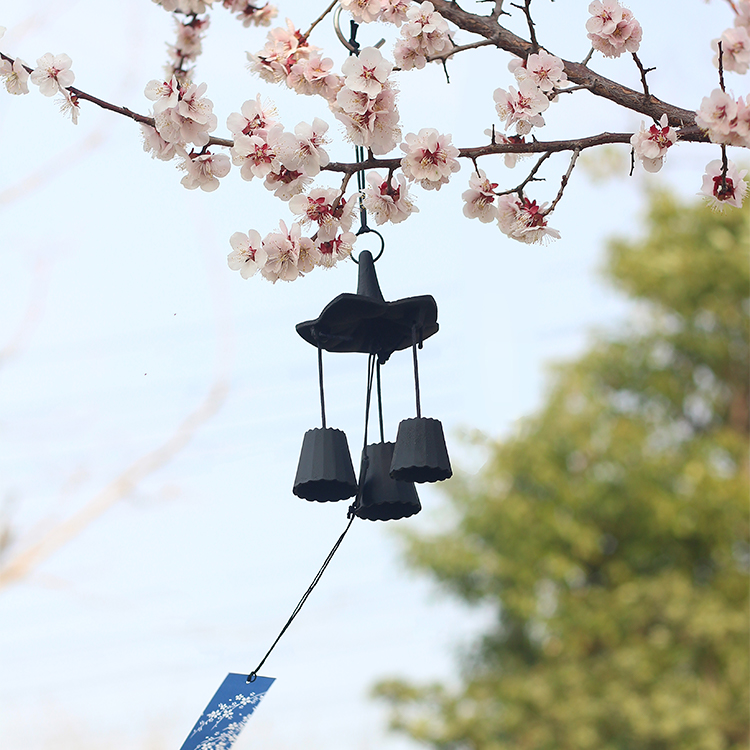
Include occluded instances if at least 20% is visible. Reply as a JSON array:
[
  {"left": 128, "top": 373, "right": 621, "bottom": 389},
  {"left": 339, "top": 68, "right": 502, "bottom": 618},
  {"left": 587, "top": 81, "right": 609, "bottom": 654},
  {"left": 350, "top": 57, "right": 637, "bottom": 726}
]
[
  {"left": 411, "top": 324, "right": 422, "bottom": 419},
  {"left": 318, "top": 347, "right": 326, "bottom": 429},
  {"left": 376, "top": 359, "right": 385, "bottom": 442},
  {"left": 247, "top": 513, "right": 356, "bottom": 683}
]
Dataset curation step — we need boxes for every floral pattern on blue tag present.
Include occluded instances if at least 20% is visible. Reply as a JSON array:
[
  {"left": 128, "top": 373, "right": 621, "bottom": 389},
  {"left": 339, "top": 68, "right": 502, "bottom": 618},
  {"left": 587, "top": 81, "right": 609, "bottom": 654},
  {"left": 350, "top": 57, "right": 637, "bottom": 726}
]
[{"left": 179, "top": 673, "right": 275, "bottom": 750}]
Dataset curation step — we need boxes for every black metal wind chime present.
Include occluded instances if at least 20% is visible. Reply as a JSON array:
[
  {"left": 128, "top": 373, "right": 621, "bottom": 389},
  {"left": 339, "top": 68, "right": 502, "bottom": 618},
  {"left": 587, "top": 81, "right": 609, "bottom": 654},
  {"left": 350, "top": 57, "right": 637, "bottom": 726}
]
[{"left": 245, "top": 8, "right": 451, "bottom": 684}]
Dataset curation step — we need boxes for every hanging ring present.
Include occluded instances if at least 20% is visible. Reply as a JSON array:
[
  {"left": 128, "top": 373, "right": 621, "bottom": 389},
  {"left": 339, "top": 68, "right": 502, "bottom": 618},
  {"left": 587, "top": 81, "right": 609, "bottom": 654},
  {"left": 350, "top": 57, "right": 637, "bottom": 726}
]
[
  {"left": 351, "top": 227, "right": 385, "bottom": 263},
  {"left": 333, "top": 4, "right": 386, "bottom": 52}
]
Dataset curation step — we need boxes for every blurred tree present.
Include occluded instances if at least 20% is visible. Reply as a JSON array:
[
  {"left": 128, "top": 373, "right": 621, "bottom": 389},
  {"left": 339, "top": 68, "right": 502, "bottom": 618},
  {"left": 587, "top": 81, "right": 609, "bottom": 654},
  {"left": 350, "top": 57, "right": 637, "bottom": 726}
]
[{"left": 374, "top": 192, "right": 750, "bottom": 750}]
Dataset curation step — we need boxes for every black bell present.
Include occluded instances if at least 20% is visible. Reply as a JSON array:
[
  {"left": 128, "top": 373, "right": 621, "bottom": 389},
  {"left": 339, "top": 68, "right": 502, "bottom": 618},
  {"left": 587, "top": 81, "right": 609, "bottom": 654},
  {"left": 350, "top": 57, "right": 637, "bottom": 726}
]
[
  {"left": 390, "top": 417, "right": 452, "bottom": 483},
  {"left": 293, "top": 427, "right": 358, "bottom": 502},
  {"left": 354, "top": 442, "right": 421, "bottom": 521}
]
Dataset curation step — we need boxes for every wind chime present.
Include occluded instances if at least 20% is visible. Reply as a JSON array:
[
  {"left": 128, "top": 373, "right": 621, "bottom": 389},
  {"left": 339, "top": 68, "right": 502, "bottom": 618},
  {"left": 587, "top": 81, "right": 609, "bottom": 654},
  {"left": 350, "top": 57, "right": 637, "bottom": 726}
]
[{"left": 178, "top": 14, "right": 454, "bottom": 748}]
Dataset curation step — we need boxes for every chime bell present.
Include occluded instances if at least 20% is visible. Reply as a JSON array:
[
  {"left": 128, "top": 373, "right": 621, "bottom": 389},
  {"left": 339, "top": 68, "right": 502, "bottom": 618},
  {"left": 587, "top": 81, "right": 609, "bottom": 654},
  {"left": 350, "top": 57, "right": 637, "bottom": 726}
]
[
  {"left": 390, "top": 417, "right": 452, "bottom": 483},
  {"left": 354, "top": 442, "right": 421, "bottom": 521},
  {"left": 293, "top": 427, "right": 358, "bottom": 502}
]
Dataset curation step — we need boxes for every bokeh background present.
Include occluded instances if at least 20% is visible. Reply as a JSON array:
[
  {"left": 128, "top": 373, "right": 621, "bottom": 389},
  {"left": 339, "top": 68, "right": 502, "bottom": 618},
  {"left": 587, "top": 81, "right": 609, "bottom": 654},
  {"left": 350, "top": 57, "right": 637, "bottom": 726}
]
[{"left": 0, "top": 2, "right": 741, "bottom": 749}]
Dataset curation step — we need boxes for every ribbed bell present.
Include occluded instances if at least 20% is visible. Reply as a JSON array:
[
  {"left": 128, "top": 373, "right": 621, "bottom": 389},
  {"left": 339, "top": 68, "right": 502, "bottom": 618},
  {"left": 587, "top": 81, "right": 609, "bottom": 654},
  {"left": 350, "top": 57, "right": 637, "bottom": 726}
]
[
  {"left": 293, "top": 427, "right": 358, "bottom": 502},
  {"left": 354, "top": 442, "right": 421, "bottom": 521},
  {"left": 389, "top": 417, "right": 452, "bottom": 483}
]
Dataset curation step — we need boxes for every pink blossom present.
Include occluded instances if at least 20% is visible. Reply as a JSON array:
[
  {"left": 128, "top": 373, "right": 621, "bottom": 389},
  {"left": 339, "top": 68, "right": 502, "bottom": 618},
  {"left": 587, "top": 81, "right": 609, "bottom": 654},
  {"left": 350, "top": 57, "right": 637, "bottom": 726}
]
[
  {"left": 231, "top": 131, "right": 279, "bottom": 180},
  {"left": 586, "top": 0, "right": 642, "bottom": 58},
  {"left": 275, "top": 118, "right": 330, "bottom": 176},
  {"left": 288, "top": 56, "right": 342, "bottom": 100},
  {"left": 362, "top": 171, "right": 418, "bottom": 224},
  {"left": 400, "top": 1, "right": 452, "bottom": 58},
  {"left": 493, "top": 79, "right": 549, "bottom": 134},
  {"left": 400, "top": 128, "right": 460, "bottom": 188},
  {"left": 57, "top": 88, "right": 81, "bottom": 124},
  {"left": 222, "top": 2, "right": 278, "bottom": 28},
  {"left": 226, "top": 95, "right": 278, "bottom": 138},
  {"left": 227, "top": 229, "right": 267, "bottom": 278},
  {"left": 263, "top": 164, "right": 311, "bottom": 200},
  {"left": 332, "top": 82, "right": 401, "bottom": 155},
  {"left": 514, "top": 50, "right": 567, "bottom": 93},
  {"left": 141, "top": 124, "right": 178, "bottom": 161},
  {"left": 379, "top": 0, "right": 410, "bottom": 26},
  {"left": 167, "top": 16, "right": 209, "bottom": 66},
  {"left": 289, "top": 188, "right": 351, "bottom": 236},
  {"left": 315, "top": 232, "right": 356, "bottom": 267},
  {"left": 0, "top": 57, "right": 30, "bottom": 95},
  {"left": 695, "top": 88, "right": 739, "bottom": 144},
  {"left": 144, "top": 76, "right": 180, "bottom": 114},
  {"left": 178, "top": 82, "right": 214, "bottom": 125},
  {"left": 30, "top": 52, "right": 74, "bottom": 97},
  {"left": 339, "top": 0, "right": 384, "bottom": 23},
  {"left": 712, "top": 26, "right": 750, "bottom": 74},
  {"left": 248, "top": 19, "right": 315, "bottom": 84},
  {"left": 462, "top": 170, "right": 499, "bottom": 223},
  {"left": 261, "top": 220, "right": 310, "bottom": 282},
  {"left": 630, "top": 114, "right": 678, "bottom": 173},
  {"left": 496, "top": 195, "right": 560, "bottom": 244},
  {"left": 699, "top": 159, "right": 748, "bottom": 210},
  {"left": 178, "top": 150, "right": 231, "bottom": 191},
  {"left": 341, "top": 47, "right": 393, "bottom": 97},
  {"left": 394, "top": 37, "right": 427, "bottom": 70}
]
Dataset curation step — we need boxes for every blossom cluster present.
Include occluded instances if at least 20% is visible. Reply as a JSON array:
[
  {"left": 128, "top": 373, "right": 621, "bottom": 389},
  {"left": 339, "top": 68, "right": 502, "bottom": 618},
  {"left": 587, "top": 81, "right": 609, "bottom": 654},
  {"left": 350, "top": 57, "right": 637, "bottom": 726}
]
[
  {"left": 153, "top": 0, "right": 277, "bottom": 25},
  {"left": 630, "top": 114, "right": 678, "bottom": 173},
  {"left": 0, "top": 39, "right": 80, "bottom": 122},
  {"left": 461, "top": 169, "right": 560, "bottom": 244},
  {"left": 227, "top": 215, "right": 355, "bottom": 283},
  {"left": 494, "top": 50, "right": 567, "bottom": 136},
  {"left": 696, "top": 89, "right": 750, "bottom": 148},
  {"left": 393, "top": 2, "right": 452, "bottom": 70},
  {"left": 711, "top": 2, "right": 750, "bottom": 74},
  {"left": 586, "top": 0, "right": 642, "bottom": 58}
]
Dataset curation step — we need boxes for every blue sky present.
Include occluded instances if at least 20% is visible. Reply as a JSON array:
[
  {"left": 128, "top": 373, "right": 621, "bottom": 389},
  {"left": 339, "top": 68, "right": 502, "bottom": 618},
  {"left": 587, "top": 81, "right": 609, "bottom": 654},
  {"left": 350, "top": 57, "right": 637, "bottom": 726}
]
[{"left": 0, "top": 2, "right": 741, "bottom": 749}]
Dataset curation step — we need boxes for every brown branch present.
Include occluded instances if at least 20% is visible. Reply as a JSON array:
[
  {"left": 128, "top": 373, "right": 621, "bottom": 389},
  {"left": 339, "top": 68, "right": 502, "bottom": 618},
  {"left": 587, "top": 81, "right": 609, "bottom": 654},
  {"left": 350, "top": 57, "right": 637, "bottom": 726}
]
[
  {"left": 426, "top": 38, "right": 496, "bottom": 64},
  {"left": 544, "top": 148, "right": 580, "bottom": 215},
  {"left": 428, "top": 0, "right": 700, "bottom": 127},
  {"left": 323, "top": 128, "right": 709, "bottom": 174},
  {"left": 511, "top": 0, "right": 539, "bottom": 52},
  {"left": 302, "top": 0, "right": 339, "bottom": 40},
  {"left": 631, "top": 52, "right": 655, "bottom": 98},
  {"left": 496, "top": 151, "right": 551, "bottom": 197}
]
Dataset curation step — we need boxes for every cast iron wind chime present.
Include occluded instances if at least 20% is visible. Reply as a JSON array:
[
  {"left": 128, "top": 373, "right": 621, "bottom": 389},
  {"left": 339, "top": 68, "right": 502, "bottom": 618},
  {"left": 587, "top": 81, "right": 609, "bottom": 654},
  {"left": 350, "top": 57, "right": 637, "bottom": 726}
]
[{"left": 244, "top": 10, "right": 450, "bottom": 687}]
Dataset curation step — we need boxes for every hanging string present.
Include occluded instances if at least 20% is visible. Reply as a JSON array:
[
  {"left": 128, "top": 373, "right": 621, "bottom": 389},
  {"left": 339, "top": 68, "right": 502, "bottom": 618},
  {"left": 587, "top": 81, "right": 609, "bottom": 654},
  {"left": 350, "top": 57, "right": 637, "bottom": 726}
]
[
  {"left": 411, "top": 324, "right": 422, "bottom": 419},
  {"left": 247, "top": 513, "right": 355, "bottom": 683},
  {"left": 376, "top": 359, "right": 385, "bottom": 442},
  {"left": 317, "top": 347, "right": 327, "bottom": 429}
]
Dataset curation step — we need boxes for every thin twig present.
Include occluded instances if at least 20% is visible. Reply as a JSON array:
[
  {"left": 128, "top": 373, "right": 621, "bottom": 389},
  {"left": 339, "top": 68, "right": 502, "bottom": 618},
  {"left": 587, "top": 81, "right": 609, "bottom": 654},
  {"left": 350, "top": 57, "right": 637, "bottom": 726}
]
[
  {"left": 581, "top": 46, "right": 594, "bottom": 66},
  {"left": 631, "top": 52, "right": 655, "bottom": 98},
  {"left": 426, "top": 38, "right": 495, "bottom": 63},
  {"left": 496, "top": 152, "right": 552, "bottom": 197},
  {"left": 544, "top": 148, "right": 580, "bottom": 215},
  {"left": 303, "top": 0, "right": 339, "bottom": 40},
  {"left": 511, "top": 0, "right": 539, "bottom": 51},
  {"left": 717, "top": 40, "right": 726, "bottom": 92}
]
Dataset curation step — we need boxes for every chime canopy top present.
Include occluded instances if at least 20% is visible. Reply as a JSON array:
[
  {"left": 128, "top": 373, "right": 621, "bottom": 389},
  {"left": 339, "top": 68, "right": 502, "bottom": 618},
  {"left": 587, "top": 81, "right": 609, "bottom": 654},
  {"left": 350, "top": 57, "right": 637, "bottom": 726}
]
[{"left": 296, "top": 249, "right": 439, "bottom": 362}]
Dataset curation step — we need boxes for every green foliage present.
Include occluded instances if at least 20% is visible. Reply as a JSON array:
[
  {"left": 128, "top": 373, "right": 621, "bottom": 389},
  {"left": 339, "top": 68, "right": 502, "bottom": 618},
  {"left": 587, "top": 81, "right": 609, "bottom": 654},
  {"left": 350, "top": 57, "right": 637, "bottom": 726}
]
[{"left": 374, "top": 193, "right": 750, "bottom": 750}]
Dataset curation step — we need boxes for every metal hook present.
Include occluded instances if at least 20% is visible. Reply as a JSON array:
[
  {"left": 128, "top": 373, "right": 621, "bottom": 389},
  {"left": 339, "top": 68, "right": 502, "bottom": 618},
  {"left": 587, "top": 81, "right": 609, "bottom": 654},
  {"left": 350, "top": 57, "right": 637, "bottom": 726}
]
[
  {"left": 351, "top": 228, "right": 385, "bottom": 263},
  {"left": 332, "top": 4, "right": 386, "bottom": 52}
]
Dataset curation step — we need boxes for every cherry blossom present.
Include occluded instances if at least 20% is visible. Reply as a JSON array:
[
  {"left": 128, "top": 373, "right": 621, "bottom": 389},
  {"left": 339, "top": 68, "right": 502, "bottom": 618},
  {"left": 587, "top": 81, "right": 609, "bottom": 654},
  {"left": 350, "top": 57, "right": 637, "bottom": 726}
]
[
  {"left": 167, "top": 16, "right": 209, "bottom": 70},
  {"left": 288, "top": 56, "right": 342, "bottom": 100},
  {"left": 511, "top": 51, "right": 568, "bottom": 93},
  {"left": 630, "top": 114, "right": 678, "bottom": 173},
  {"left": 332, "top": 81, "right": 401, "bottom": 155},
  {"left": 341, "top": 47, "right": 392, "bottom": 98},
  {"left": 261, "top": 220, "right": 311, "bottom": 282},
  {"left": 494, "top": 79, "right": 549, "bottom": 134},
  {"left": 586, "top": 0, "right": 642, "bottom": 58},
  {"left": 275, "top": 118, "right": 330, "bottom": 176},
  {"left": 695, "top": 88, "right": 739, "bottom": 144},
  {"left": 231, "top": 130, "right": 279, "bottom": 180},
  {"left": 248, "top": 19, "right": 314, "bottom": 84},
  {"left": 57, "top": 88, "right": 80, "bottom": 124},
  {"left": 228, "top": 229, "right": 267, "bottom": 278},
  {"left": 379, "top": 0, "right": 410, "bottom": 26},
  {"left": 315, "top": 232, "right": 356, "bottom": 267},
  {"left": 496, "top": 195, "right": 560, "bottom": 244},
  {"left": 289, "top": 188, "right": 354, "bottom": 237},
  {"left": 226, "top": 95, "right": 278, "bottom": 138},
  {"left": 30, "top": 52, "right": 74, "bottom": 97},
  {"left": 263, "top": 164, "right": 311, "bottom": 200},
  {"left": 699, "top": 159, "right": 748, "bottom": 210},
  {"left": 222, "top": 1, "right": 278, "bottom": 27},
  {"left": 144, "top": 76, "right": 180, "bottom": 114},
  {"left": 178, "top": 150, "right": 231, "bottom": 191},
  {"left": 339, "top": 0, "right": 384, "bottom": 24},
  {"left": 462, "top": 170, "right": 499, "bottom": 223},
  {"left": 402, "top": 1, "right": 452, "bottom": 56},
  {"left": 362, "top": 171, "right": 418, "bottom": 224},
  {"left": 141, "top": 124, "right": 179, "bottom": 161},
  {"left": 400, "top": 128, "right": 460, "bottom": 189},
  {"left": 712, "top": 26, "right": 750, "bottom": 75},
  {"left": 0, "top": 57, "right": 30, "bottom": 95},
  {"left": 155, "top": 0, "right": 212, "bottom": 12}
]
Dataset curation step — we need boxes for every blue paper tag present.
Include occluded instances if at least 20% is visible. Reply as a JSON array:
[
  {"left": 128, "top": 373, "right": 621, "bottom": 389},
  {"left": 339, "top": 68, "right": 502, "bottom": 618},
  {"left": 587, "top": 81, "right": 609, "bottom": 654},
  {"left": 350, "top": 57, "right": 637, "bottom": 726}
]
[{"left": 179, "top": 673, "right": 275, "bottom": 750}]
